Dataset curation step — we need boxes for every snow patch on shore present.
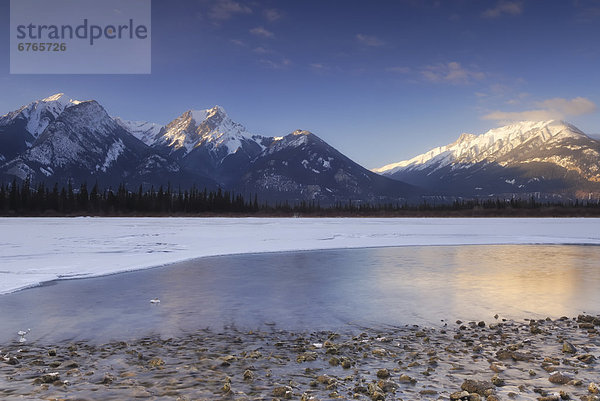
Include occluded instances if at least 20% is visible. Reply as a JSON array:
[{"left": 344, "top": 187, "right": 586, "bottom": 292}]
[{"left": 1, "top": 217, "right": 599, "bottom": 295}]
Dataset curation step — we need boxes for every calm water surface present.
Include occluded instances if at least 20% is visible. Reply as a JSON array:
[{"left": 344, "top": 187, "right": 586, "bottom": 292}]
[{"left": 1, "top": 244, "right": 599, "bottom": 343}]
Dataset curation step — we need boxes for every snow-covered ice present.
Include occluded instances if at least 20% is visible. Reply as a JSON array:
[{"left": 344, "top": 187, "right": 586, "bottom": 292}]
[{"left": 0, "top": 217, "right": 599, "bottom": 295}]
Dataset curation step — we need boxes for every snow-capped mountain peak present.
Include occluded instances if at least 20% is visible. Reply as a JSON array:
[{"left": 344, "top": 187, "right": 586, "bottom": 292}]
[
  {"left": 0, "top": 93, "right": 82, "bottom": 139},
  {"left": 374, "top": 120, "right": 589, "bottom": 175},
  {"left": 158, "top": 105, "right": 265, "bottom": 157},
  {"left": 114, "top": 117, "right": 163, "bottom": 146}
]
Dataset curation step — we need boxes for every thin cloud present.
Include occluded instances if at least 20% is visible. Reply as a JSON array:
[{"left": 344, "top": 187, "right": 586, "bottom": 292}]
[
  {"left": 421, "top": 62, "right": 485, "bottom": 84},
  {"left": 207, "top": 0, "right": 252, "bottom": 21},
  {"left": 250, "top": 26, "right": 274, "bottom": 38},
  {"left": 573, "top": 0, "right": 600, "bottom": 22},
  {"left": 483, "top": 97, "right": 597, "bottom": 122},
  {"left": 260, "top": 58, "right": 291, "bottom": 69},
  {"left": 264, "top": 8, "right": 283, "bottom": 22},
  {"left": 230, "top": 39, "right": 246, "bottom": 47},
  {"left": 253, "top": 46, "right": 270, "bottom": 54},
  {"left": 482, "top": 1, "right": 523, "bottom": 18},
  {"left": 386, "top": 66, "right": 411, "bottom": 74},
  {"left": 356, "top": 34, "right": 384, "bottom": 47}
]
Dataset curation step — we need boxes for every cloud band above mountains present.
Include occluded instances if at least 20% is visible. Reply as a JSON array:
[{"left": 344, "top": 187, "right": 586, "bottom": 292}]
[{"left": 483, "top": 97, "right": 597, "bottom": 122}]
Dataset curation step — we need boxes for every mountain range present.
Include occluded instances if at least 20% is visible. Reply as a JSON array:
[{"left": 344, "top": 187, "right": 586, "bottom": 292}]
[
  {"left": 1, "top": 94, "right": 599, "bottom": 203},
  {"left": 0, "top": 94, "right": 417, "bottom": 204},
  {"left": 374, "top": 120, "right": 600, "bottom": 200}
]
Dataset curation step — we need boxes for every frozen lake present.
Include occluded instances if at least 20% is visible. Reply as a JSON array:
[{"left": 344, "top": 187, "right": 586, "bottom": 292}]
[
  {"left": 1, "top": 244, "right": 599, "bottom": 344},
  {"left": 1, "top": 217, "right": 600, "bottom": 295}
]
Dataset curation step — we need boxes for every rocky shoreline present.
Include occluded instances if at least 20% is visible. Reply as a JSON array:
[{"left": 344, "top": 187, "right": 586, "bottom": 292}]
[{"left": 1, "top": 314, "right": 599, "bottom": 401}]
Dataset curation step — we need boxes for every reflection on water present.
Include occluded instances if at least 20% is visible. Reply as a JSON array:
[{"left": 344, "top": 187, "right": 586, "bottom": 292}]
[{"left": 0, "top": 245, "right": 599, "bottom": 343}]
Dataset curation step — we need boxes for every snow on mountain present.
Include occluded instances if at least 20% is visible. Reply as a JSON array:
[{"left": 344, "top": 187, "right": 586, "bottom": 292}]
[
  {"left": 375, "top": 120, "right": 589, "bottom": 175},
  {"left": 375, "top": 120, "right": 600, "bottom": 198},
  {"left": 237, "top": 129, "right": 419, "bottom": 202},
  {"left": 114, "top": 117, "right": 163, "bottom": 146},
  {"left": 1, "top": 100, "right": 155, "bottom": 183},
  {"left": 0, "top": 93, "right": 81, "bottom": 139},
  {"left": 156, "top": 106, "right": 266, "bottom": 157}
]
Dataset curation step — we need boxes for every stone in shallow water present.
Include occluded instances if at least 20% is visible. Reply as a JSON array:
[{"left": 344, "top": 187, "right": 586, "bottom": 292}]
[
  {"left": 548, "top": 372, "right": 572, "bottom": 385},
  {"left": 39, "top": 372, "right": 60, "bottom": 384},
  {"left": 272, "top": 385, "right": 293, "bottom": 399},
  {"left": 450, "top": 390, "right": 470, "bottom": 400},
  {"left": 461, "top": 379, "right": 493, "bottom": 395},
  {"left": 577, "top": 354, "right": 596, "bottom": 364},
  {"left": 562, "top": 341, "right": 577, "bottom": 354}
]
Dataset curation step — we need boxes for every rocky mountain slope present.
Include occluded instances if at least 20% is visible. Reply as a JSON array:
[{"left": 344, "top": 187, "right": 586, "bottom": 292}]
[
  {"left": 0, "top": 94, "right": 417, "bottom": 203},
  {"left": 375, "top": 120, "right": 600, "bottom": 198}
]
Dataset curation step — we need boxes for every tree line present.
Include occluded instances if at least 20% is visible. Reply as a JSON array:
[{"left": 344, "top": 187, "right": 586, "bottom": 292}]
[
  {"left": 0, "top": 179, "right": 259, "bottom": 215},
  {"left": 1, "top": 178, "right": 600, "bottom": 216}
]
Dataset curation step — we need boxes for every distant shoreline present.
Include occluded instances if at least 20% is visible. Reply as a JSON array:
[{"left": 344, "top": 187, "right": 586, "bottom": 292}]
[{"left": 3, "top": 206, "right": 600, "bottom": 217}]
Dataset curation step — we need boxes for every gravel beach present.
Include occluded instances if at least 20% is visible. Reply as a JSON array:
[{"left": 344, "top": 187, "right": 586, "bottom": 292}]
[{"left": 1, "top": 314, "right": 599, "bottom": 401}]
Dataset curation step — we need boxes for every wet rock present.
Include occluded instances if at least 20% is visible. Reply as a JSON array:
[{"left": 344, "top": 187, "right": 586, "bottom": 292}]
[
  {"left": 559, "top": 390, "right": 570, "bottom": 400},
  {"left": 48, "top": 349, "right": 57, "bottom": 356},
  {"left": 370, "top": 391, "right": 385, "bottom": 401},
  {"left": 487, "top": 396, "right": 500, "bottom": 401},
  {"left": 5, "top": 356, "right": 19, "bottom": 365},
  {"left": 243, "top": 369, "right": 254, "bottom": 381},
  {"left": 511, "top": 351, "right": 533, "bottom": 361},
  {"left": 530, "top": 325, "right": 543, "bottom": 334},
  {"left": 562, "top": 342, "right": 576, "bottom": 354},
  {"left": 317, "top": 375, "right": 336, "bottom": 386},
  {"left": 577, "top": 354, "right": 596, "bottom": 364},
  {"left": 372, "top": 348, "right": 387, "bottom": 357},
  {"left": 548, "top": 372, "right": 572, "bottom": 385},
  {"left": 297, "top": 352, "right": 318, "bottom": 363},
  {"left": 301, "top": 393, "right": 318, "bottom": 401},
  {"left": 461, "top": 379, "right": 493, "bottom": 395},
  {"left": 490, "top": 362, "right": 505, "bottom": 373},
  {"left": 450, "top": 390, "right": 470, "bottom": 400},
  {"left": 273, "top": 385, "right": 293, "bottom": 399},
  {"left": 341, "top": 357, "right": 352, "bottom": 369},
  {"left": 378, "top": 380, "right": 398, "bottom": 393},
  {"left": 247, "top": 350, "right": 262, "bottom": 359},
  {"left": 590, "top": 383, "right": 599, "bottom": 394},
  {"left": 492, "top": 374, "right": 505, "bottom": 387},
  {"left": 577, "top": 315, "right": 595, "bottom": 323},
  {"left": 39, "top": 372, "right": 61, "bottom": 384},
  {"left": 101, "top": 373, "right": 115, "bottom": 384},
  {"left": 62, "top": 360, "right": 79, "bottom": 369},
  {"left": 353, "top": 384, "right": 368, "bottom": 394},
  {"left": 148, "top": 357, "right": 165, "bottom": 368},
  {"left": 538, "top": 396, "right": 560, "bottom": 401},
  {"left": 398, "top": 374, "right": 417, "bottom": 385},
  {"left": 376, "top": 368, "right": 390, "bottom": 379},
  {"left": 219, "top": 355, "right": 236, "bottom": 366}
]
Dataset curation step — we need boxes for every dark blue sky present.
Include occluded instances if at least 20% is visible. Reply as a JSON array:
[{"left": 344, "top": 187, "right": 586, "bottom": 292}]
[{"left": 2, "top": 0, "right": 600, "bottom": 167}]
